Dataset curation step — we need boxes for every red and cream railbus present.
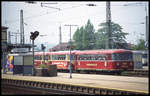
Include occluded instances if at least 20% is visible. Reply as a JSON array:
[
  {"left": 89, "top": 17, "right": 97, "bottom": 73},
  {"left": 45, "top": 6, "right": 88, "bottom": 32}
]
[
  {"left": 34, "top": 51, "right": 77, "bottom": 71},
  {"left": 34, "top": 49, "right": 134, "bottom": 73},
  {"left": 47, "top": 51, "right": 77, "bottom": 70},
  {"left": 74, "top": 49, "right": 134, "bottom": 72},
  {"left": 34, "top": 52, "right": 50, "bottom": 68}
]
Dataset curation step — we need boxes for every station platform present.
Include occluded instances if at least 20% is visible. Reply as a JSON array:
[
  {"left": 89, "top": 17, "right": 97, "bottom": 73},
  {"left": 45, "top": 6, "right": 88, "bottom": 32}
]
[{"left": 2, "top": 72, "right": 148, "bottom": 94}]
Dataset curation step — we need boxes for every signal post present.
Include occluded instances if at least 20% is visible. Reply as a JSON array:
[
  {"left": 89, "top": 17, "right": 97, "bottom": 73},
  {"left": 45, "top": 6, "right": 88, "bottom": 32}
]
[{"left": 30, "top": 31, "right": 39, "bottom": 75}]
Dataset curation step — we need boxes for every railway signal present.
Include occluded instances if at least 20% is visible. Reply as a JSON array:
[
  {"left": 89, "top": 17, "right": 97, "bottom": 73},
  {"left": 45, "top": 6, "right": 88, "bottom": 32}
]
[
  {"left": 41, "top": 44, "right": 46, "bottom": 51},
  {"left": 30, "top": 31, "right": 39, "bottom": 40},
  {"left": 30, "top": 31, "right": 39, "bottom": 76}
]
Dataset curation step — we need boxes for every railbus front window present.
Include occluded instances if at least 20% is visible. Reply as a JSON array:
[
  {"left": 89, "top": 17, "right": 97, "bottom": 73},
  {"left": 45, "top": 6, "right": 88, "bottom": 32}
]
[{"left": 111, "top": 53, "right": 133, "bottom": 60}]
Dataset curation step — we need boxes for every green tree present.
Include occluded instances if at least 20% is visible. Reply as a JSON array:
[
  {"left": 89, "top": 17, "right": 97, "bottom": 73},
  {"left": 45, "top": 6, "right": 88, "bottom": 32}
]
[
  {"left": 73, "top": 19, "right": 95, "bottom": 50},
  {"left": 95, "top": 22, "right": 129, "bottom": 49},
  {"left": 82, "top": 20, "right": 95, "bottom": 49},
  {"left": 73, "top": 27, "right": 84, "bottom": 50},
  {"left": 95, "top": 31, "right": 107, "bottom": 49},
  {"left": 131, "top": 39, "right": 146, "bottom": 50}
]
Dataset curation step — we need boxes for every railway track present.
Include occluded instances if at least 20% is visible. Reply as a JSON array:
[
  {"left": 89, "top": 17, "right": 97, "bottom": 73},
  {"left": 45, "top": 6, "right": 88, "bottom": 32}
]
[
  {"left": 58, "top": 69, "right": 149, "bottom": 77},
  {"left": 120, "top": 70, "right": 149, "bottom": 77},
  {"left": 2, "top": 81, "right": 91, "bottom": 95},
  {"left": 1, "top": 78, "right": 148, "bottom": 95},
  {"left": 2, "top": 84, "right": 89, "bottom": 95}
]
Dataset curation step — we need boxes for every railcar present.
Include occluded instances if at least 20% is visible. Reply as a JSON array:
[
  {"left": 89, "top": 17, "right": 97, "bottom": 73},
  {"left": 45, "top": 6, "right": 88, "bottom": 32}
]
[
  {"left": 48, "top": 51, "right": 77, "bottom": 71},
  {"left": 34, "top": 52, "right": 50, "bottom": 68},
  {"left": 34, "top": 51, "right": 77, "bottom": 71},
  {"left": 74, "top": 49, "right": 134, "bottom": 72},
  {"left": 34, "top": 49, "right": 134, "bottom": 73}
]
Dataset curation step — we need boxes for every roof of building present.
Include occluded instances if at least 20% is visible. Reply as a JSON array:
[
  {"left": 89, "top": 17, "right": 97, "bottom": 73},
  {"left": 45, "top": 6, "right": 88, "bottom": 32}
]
[
  {"left": 2, "top": 26, "right": 8, "bottom": 29},
  {"left": 49, "top": 42, "right": 68, "bottom": 51}
]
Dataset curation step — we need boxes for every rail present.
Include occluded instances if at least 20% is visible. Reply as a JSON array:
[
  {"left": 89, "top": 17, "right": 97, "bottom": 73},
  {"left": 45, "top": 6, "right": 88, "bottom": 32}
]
[{"left": 2, "top": 78, "right": 148, "bottom": 95}]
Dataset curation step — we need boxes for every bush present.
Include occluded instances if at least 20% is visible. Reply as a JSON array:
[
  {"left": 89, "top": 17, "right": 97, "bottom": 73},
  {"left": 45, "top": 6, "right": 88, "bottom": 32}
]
[{"left": 38, "top": 64, "right": 47, "bottom": 68}]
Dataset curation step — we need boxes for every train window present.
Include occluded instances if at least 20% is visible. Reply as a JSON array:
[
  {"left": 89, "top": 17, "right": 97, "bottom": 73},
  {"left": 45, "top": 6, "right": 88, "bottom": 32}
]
[
  {"left": 52, "top": 55, "right": 66, "bottom": 60},
  {"left": 97, "top": 56, "right": 105, "bottom": 60},
  {"left": 44, "top": 55, "right": 48, "bottom": 60},
  {"left": 34, "top": 56, "right": 41, "bottom": 60},
  {"left": 78, "top": 54, "right": 106, "bottom": 61},
  {"left": 96, "top": 55, "right": 106, "bottom": 60},
  {"left": 52, "top": 55, "right": 57, "bottom": 60},
  {"left": 112, "top": 53, "right": 132, "bottom": 60}
]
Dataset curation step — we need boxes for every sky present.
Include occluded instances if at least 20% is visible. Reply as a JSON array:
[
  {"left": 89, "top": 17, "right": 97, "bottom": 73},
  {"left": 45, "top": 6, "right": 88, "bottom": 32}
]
[{"left": 1, "top": 1, "right": 149, "bottom": 50}]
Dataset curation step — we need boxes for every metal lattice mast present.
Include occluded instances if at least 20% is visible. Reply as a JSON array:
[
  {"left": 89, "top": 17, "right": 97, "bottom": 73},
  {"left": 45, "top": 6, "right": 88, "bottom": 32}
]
[
  {"left": 106, "top": 1, "right": 112, "bottom": 49},
  {"left": 20, "top": 9, "right": 25, "bottom": 44}
]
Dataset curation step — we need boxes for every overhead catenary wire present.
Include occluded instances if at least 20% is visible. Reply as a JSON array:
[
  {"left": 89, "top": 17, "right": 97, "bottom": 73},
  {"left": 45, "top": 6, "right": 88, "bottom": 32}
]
[
  {"left": 4, "top": 3, "right": 83, "bottom": 24},
  {"left": 4, "top": 2, "right": 148, "bottom": 24}
]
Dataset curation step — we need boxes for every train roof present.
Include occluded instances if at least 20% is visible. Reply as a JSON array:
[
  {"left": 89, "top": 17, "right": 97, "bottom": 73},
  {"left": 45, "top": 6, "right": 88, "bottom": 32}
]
[
  {"left": 48, "top": 50, "right": 78, "bottom": 55},
  {"left": 74, "top": 49, "right": 132, "bottom": 55},
  {"left": 34, "top": 52, "right": 51, "bottom": 55},
  {"left": 34, "top": 49, "right": 132, "bottom": 56},
  {"left": 34, "top": 51, "right": 78, "bottom": 55}
]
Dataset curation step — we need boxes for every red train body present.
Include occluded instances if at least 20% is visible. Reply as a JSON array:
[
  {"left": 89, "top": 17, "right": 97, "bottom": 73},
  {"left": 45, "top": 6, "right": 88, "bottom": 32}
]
[{"left": 34, "top": 49, "right": 134, "bottom": 72}]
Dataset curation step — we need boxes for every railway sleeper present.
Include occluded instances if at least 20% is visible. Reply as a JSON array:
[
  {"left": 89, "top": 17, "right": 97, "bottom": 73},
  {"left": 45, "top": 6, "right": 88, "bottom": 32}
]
[{"left": 2, "top": 79, "right": 148, "bottom": 95}]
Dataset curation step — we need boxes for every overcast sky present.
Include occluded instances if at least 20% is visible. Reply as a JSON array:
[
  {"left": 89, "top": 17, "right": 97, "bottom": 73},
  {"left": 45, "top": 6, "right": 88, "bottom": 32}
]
[{"left": 1, "top": 1, "right": 149, "bottom": 49}]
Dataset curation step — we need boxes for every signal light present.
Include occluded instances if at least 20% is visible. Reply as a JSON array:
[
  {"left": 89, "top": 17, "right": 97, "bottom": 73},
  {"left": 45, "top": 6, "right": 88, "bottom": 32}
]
[
  {"left": 30, "top": 31, "right": 39, "bottom": 40},
  {"left": 41, "top": 44, "right": 46, "bottom": 51}
]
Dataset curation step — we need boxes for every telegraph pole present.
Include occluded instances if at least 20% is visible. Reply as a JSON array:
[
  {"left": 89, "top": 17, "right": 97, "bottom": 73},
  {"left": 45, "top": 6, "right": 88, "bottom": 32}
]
[
  {"left": 145, "top": 3, "right": 149, "bottom": 67},
  {"left": 106, "top": 1, "right": 112, "bottom": 49},
  {"left": 64, "top": 24, "right": 78, "bottom": 79},
  {"left": 20, "top": 9, "right": 25, "bottom": 44}
]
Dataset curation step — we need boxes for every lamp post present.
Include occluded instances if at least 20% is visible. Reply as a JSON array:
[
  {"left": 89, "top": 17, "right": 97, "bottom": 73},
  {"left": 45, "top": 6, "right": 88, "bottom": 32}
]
[{"left": 64, "top": 24, "right": 78, "bottom": 79}]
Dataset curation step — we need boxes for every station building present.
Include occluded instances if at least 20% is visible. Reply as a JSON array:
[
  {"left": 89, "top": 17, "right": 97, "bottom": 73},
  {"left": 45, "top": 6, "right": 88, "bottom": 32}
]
[
  {"left": 1, "top": 26, "right": 8, "bottom": 72},
  {"left": 49, "top": 42, "right": 68, "bottom": 52}
]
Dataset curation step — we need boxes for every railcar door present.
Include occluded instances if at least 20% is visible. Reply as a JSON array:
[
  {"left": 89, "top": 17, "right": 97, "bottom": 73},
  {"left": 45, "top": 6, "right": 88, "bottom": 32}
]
[{"left": 34, "top": 55, "right": 42, "bottom": 68}]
